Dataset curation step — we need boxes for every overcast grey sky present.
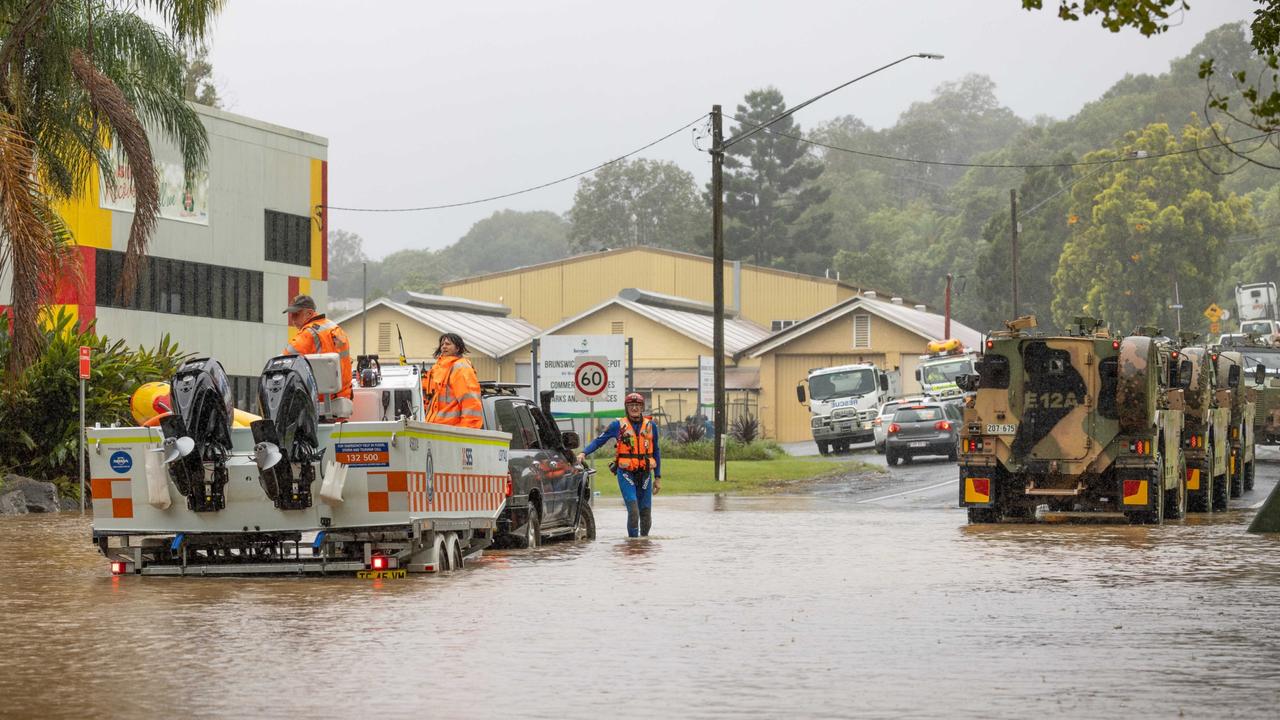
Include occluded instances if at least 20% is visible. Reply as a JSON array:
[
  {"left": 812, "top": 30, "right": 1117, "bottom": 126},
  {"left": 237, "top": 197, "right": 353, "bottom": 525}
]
[{"left": 206, "top": 0, "right": 1257, "bottom": 260}]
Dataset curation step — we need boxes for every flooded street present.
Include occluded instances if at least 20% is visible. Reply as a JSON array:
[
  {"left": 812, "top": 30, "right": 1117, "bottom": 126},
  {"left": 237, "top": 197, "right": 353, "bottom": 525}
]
[{"left": 2, "top": 451, "right": 1280, "bottom": 718}]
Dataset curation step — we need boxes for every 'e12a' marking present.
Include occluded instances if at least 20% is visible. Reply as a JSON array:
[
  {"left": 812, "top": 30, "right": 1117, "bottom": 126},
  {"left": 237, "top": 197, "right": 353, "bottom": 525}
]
[{"left": 1023, "top": 392, "right": 1081, "bottom": 410}]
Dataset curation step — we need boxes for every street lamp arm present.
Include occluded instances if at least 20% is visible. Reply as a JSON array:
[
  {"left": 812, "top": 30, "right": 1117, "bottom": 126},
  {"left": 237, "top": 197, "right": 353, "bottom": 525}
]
[{"left": 722, "top": 52, "right": 944, "bottom": 151}]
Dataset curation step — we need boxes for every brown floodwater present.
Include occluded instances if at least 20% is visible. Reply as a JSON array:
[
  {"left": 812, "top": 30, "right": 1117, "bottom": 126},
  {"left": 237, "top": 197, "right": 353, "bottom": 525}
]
[{"left": 2, "top": 476, "right": 1280, "bottom": 719}]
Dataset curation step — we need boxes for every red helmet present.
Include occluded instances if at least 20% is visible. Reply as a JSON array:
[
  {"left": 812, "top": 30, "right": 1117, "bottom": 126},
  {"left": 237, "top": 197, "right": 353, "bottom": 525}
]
[{"left": 624, "top": 392, "right": 645, "bottom": 406}]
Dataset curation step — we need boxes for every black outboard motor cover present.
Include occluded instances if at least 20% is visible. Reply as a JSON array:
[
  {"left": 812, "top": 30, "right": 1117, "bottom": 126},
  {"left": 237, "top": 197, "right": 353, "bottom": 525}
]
[
  {"left": 252, "top": 355, "right": 322, "bottom": 510},
  {"left": 161, "top": 357, "right": 234, "bottom": 512}
]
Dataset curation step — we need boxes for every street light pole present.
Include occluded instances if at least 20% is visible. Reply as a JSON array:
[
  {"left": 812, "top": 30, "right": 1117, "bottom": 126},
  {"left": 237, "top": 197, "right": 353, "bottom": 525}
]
[{"left": 707, "top": 53, "right": 942, "bottom": 482}]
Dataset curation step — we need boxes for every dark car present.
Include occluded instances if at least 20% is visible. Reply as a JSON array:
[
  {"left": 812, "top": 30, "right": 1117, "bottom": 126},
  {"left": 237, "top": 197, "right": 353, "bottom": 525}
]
[
  {"left": 884, "top": 402, "right": 961, "bottom": 466},
  {"left": 483, "top": 384, "right": 596, "bottom": 548}
]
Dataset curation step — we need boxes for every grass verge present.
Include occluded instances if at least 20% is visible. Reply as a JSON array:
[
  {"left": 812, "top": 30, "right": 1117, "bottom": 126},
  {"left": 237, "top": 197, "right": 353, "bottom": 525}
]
[{"left": 593, "top": 457, "right": 878, "bottom": 496}]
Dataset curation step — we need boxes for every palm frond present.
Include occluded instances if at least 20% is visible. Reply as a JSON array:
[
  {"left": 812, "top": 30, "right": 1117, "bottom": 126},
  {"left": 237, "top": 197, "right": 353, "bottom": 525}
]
[
  {"left": 140, "top": 0, "right": 224, "bottom": 43},
  {"left": 0, "top": 109, "right": 62, "bottom": 373},
  {"left": 70, "top": 49, "right": 157, "bottom": 301}
]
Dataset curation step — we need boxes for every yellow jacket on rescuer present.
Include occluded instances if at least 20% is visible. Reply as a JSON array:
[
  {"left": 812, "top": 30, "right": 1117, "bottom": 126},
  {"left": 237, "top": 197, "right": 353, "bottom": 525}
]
[
  {"left": 422, "top": 333, "right": 484, "bottom": 428},
  {"left": 282, "top": 294, "right": 352, "bottom": 401}
]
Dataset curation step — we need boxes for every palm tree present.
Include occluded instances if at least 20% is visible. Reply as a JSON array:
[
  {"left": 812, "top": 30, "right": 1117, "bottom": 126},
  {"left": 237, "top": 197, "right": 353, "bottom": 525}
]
[{"left": 0, "top": 0, "right": 221, "bottom": 372}]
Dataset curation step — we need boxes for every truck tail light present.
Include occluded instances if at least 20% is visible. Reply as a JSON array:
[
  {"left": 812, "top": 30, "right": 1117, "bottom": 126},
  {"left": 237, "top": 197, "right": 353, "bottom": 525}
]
[
  {"left": 935, "top": 420, "right": 952, "bottom": 431},
  {"left": 371, "top": 555, "right": 389, "bottom": 571},
  {"left": 964, "top": 438, "right": 985, "bottom": 452},
  {"left": 888, "top": 423, "right": 901, "bottom": 434},
  {"left": 110, "top": 561, "right": 128, "bottom": 575}
]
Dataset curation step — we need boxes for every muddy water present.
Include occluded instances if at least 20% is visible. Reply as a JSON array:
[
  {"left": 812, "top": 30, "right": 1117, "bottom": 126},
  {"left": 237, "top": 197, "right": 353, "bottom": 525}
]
[{"left": 2, "top": 485, "right": 1280, "bottom": 718}]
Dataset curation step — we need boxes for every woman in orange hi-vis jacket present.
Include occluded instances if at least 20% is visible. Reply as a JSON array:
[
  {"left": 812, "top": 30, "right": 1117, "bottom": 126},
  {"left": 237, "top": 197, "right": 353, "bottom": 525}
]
[{"left": 422, "top": 333, "right": 484, "bottom": 428}]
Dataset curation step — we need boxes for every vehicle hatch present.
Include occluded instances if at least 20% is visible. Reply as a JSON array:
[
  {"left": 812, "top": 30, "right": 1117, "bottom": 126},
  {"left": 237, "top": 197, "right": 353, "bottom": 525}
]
[{"left": 1012, "top": 339, "right": 1095, "bottom": 462}]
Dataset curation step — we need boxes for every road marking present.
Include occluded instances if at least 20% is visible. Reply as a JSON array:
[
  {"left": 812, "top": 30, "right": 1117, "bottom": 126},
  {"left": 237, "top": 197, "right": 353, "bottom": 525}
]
[
  {"left": 1251, "top": 499, "right": 1267, "bottom": 509},
  {"left": 857, "top": 479, "right": 954, "bottom": 504}
]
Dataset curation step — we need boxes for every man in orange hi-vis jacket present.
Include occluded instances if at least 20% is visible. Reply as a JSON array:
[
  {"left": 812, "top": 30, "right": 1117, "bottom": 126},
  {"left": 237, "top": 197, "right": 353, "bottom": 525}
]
[
  {"left": 282, "top": 294, "right": 352, "bottom": 402},
  {"left": 422, "top": 333, "right": 484, "bottom": 428}
]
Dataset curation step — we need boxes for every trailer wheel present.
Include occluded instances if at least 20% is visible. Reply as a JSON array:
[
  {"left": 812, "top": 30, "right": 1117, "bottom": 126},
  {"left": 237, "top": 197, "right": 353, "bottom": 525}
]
[
  {"left": 446, "top": 534, "right": 463, "bottom": 571},
  {"left": 437, "top": 538, "right": 452, "bottom": 572}
]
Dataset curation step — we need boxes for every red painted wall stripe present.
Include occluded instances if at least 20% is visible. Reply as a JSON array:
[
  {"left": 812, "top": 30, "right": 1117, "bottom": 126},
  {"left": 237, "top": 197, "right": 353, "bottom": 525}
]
[{"left": 288, "top": 275, "right": 300, "bottom": 303}]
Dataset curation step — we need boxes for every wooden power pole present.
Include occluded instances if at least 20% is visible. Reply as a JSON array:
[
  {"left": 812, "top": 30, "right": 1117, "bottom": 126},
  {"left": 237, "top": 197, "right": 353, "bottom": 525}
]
[{"left": 711, "top": 105, "right": 726, "bottom": 482}]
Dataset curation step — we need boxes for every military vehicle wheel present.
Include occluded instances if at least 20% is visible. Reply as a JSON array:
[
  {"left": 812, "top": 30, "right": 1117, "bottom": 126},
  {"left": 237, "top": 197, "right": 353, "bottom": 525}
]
[
  {"left": 902, "top": 454, "right": 913, "bottom": 464},
  {"left": 1126, "top": 472, "right": 1164, "bottom": 525},
  {"left": 818, "top": 441, "right": 831, "bottom": 456},
  {"left": 1187, "top": 468, "right": 1209, "bottom": 513},
  {"left": 967, "top": 507, "right": 999, "bottom": 523},
  {"left": 1245, "top": 462, "right": 1255, "bottom": 492},
  {"left": 1212, "top": 472, "right": 1229, "bottom": 512}
]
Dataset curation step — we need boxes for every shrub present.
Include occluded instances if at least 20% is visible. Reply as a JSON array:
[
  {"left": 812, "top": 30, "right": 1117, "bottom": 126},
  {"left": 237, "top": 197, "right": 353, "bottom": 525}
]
[
  {"left": 729, "top": 413, "right": 759, "bottom": 444},
  {"left": 677, "top": 415, "right": 707, "bottom": 443},
  {"left": 0, "top": 310, "right": 188, "bottom": 496},
  {"left": 658, "top": 438, "right": 787, "bottom": 461}
]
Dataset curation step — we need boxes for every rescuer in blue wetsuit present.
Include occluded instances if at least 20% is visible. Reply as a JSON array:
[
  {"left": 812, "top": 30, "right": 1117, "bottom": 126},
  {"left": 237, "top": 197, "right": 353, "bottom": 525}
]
[{"left": 578, "top": 392, "right": 662, "bottom": 537}]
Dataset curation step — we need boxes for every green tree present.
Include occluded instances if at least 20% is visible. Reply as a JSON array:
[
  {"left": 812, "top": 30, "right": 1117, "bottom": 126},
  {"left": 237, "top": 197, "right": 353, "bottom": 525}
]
[
  {"left": 720, "top": 87, "right": 832, "bottom": 272},
  {"left": 446, "top": 209, "right": 569, "bottom": 275},
  {"left": 0, "top": 309, "right": 187, "bottom": 494},
  {"left": 1022, "top": 2, "right": 1280, "bottom": 164},
  {"left": 1051, "top": 123, "right": 1254, "bottom": 332},
  {"left": 327, "top": 229, "right": 369, "bottom": 299},
  {"left": 567, "top": 159, "right": 702, "bottom": 252},
  {"left": 181, "top": 42, "right": 220, "bottom": 107},
  {"left": 0, "top": 0, "right": 219, "bottom": 371}
]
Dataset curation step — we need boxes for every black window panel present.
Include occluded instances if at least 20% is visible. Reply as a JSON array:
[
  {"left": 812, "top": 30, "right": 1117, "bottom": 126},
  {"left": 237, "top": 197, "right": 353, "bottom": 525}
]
[
  {"left": 228, "top": 268, "right": 240, "bottom": 320},
  {"left": 248, "top": 271, "right": 262, "bottom": 322},
  {"left": 1098, "top": 357, "right": 1119, "bottom": 419},
  {"left": 154, "top": 258, "right": 169, "bottom": 313},
  {"left": 264, "top": 209, "right": 311, "bottom": 266},
  {"left": 181, "top": 262, "right": 196, "bottom": 316},
  {"left": 210, "top": 266, "right": 224, "bottom": 319},
  {"left": 493, "top": 400, "right": 530, "bottom": 449},
  {"left": 976, "top": 355, "right": 1010, "bottom": 389},
  {"left": 134, "top": 255, "right": 153, "bottom": 311},
  {"left": 95, "top": 250, "right": 116, "bottom": 306}
]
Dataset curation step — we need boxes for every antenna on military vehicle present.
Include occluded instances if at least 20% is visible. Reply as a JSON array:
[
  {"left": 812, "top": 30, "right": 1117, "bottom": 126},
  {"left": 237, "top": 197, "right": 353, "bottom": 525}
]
[{"left": 396, "top": 324, "right": 407, "bottom": 365}]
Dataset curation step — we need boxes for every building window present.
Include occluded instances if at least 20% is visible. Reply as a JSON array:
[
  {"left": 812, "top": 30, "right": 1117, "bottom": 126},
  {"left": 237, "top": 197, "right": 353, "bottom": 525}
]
[
  {"left": 771, "top": 320, "right": 796, "bottom": 332},
  {"left": 228, "top": 375, "right": 261, "bottom": 412},
  {"left": 378, "top": 322, "right": 392, "bottom": 352},
  {"left": 264, "top": 209, "right": 311, "bottom": 266},
  {"left": 853, "top": 314, "right": 871, "bottom": 348},
  {"left": 94, "top": 249, "right": 263, "bottom": 323},
  {"left": 611, "top": 321, "right": 625, "bottom": 335}
]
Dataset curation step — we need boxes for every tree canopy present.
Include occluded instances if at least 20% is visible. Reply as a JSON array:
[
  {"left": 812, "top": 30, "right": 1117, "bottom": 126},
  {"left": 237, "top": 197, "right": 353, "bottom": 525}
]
[{"left": 567, "top": 158, "right": 703, "bottom": 253}]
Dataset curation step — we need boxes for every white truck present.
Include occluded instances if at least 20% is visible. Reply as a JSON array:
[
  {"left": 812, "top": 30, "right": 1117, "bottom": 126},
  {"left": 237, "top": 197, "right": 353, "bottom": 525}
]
[
  {"left": 797, "top": 363, "right": 900, "bottom": 455},
  {"left": 1236, "top": 282, "right": 1280, "bottom": 343},
  {"left": 914, "top": 340, "right": 980, "bottom": 404}
]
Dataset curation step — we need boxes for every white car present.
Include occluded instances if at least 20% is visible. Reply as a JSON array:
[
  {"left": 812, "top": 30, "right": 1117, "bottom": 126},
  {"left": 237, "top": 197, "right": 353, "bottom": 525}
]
[{"left": 873, "top": 397, "right": 925, "bottom": 453}]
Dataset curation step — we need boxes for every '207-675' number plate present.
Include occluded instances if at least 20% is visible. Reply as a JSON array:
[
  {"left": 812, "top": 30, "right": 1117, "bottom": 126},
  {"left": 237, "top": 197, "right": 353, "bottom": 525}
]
[{"left": 985, "top": 423, "right": 1017, "bottom": 435}]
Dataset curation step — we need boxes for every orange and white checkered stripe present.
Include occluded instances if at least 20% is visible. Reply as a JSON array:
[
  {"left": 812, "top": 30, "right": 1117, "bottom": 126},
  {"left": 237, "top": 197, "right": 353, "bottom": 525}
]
[
  {"left": 418, "top": 473, "right": 507, "bottom": 513},
  {"left": 91, "top": 478, "right": 133, "bottom": 519},
  {"left": 368, "top": 471, "right": 507, "bottom": 514}
]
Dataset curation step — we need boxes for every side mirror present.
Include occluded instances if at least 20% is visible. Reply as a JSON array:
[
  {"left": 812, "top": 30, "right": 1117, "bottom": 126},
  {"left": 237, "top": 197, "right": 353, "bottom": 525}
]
[
  {"left": 1228, "top": 364, "right": 1241, "bottom": 388},
  {"left": 561, "top": 431, "right": 580, "bottom": 450},
  {"left": 796, "top": 384, "right": 807, "bottom": 404},
  {"left": 956, "top": 374, "right": 979, "bottom": 393},
  {"left": 1257, "top": 363, "right": 1267, "bottom": 386},
  {"left": 914, "top": 368, "right": 922, "bottom": 382},
  {"left": 879, "top": 374, "right": 889, "bottom": 392},
  {"left": 1180, "top": 360, "right": 1193, "bottom": 389}
]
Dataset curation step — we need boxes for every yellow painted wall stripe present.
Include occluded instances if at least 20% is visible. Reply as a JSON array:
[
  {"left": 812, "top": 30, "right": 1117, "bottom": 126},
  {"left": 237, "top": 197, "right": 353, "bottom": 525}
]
[{"left": 309, "top": 158, "right": 324, "bottom": 280}]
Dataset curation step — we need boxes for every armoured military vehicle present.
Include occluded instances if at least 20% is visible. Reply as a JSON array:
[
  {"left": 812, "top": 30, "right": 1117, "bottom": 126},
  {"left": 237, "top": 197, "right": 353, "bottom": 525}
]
[
  {"left": 958, "top": 316, "right": 1186, "bottom": 524},
  {"left": 1175, "top": 342, "right": 1230, "bottom": 512},
  {"left": 1211, "top": 349, "right": 1259, "bottom": 497}
]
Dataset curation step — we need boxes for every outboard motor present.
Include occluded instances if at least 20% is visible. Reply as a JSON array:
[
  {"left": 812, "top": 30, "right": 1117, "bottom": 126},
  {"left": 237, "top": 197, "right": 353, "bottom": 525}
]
[
  {"left": 251, "top": 355, "right": 324, "bottom": 510},
  {"left": 158, "top": 358, "right": 234, "bottom": 512}
]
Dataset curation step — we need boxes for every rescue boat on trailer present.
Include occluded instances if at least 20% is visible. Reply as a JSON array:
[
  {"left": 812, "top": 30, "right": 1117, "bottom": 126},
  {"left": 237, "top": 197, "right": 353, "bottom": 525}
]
[{"left": 88, "top": 353, "right": 512, "bottom": 576}]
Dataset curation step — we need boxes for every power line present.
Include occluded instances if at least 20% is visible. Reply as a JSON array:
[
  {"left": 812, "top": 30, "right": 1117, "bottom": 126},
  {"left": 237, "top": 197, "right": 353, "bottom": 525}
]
[
  {"left": 323, "top": 113, "right": 709, "bottom": 213},
  {"left": 726, "top": 112, "right": 1280, "bottom": 170}
]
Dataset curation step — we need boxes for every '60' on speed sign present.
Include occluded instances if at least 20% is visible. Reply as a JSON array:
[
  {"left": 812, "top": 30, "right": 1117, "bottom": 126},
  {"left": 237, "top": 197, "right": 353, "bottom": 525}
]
[{"left": 574, "top": 356, "right": 609, "bottom": 402}]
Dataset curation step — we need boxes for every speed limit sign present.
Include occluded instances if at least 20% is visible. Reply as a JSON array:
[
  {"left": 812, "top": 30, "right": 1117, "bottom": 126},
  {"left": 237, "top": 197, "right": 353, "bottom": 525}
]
[{"left": 574, "top": 356, "right": 609, "bottom": 402}]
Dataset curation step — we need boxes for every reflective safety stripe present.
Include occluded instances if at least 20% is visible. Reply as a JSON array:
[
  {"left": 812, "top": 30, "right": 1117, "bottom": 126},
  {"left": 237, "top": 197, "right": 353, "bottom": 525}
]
[{"left": 461, "top": 409, "right": 484, "bottom": 417}]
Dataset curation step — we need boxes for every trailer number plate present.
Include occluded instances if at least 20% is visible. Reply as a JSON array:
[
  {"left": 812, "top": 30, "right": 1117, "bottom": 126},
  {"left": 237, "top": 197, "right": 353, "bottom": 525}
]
[
  {"left": 985, "top": 424, "right": 1017, "bottom": 435},
  {"left": 357, "top": 569, "right": 406, "bottom": 580}
]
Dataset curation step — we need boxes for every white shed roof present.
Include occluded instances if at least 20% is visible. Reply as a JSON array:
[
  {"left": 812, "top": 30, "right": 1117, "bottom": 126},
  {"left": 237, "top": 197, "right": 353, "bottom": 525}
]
[
  {"left": 537, "top": 293, "right": 772, "bottom": 357},
  {"left": 740, "top": 295, "right": 983, "bottom": 358},
  {"left": 332, "top": 298, "right": 541, "bottom": 358}
]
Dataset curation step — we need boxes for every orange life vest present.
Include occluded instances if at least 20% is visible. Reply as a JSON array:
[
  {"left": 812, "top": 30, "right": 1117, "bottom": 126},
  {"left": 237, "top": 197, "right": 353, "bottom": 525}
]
[
  {"left": 616, "top": 416, "right": 656, "bottom": 471},
  {"left": 422, "top": 355, "right": 484, "bottom": 428},
  {"left": 284, "top": 314, "right": 352, "bottom": 401}
]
